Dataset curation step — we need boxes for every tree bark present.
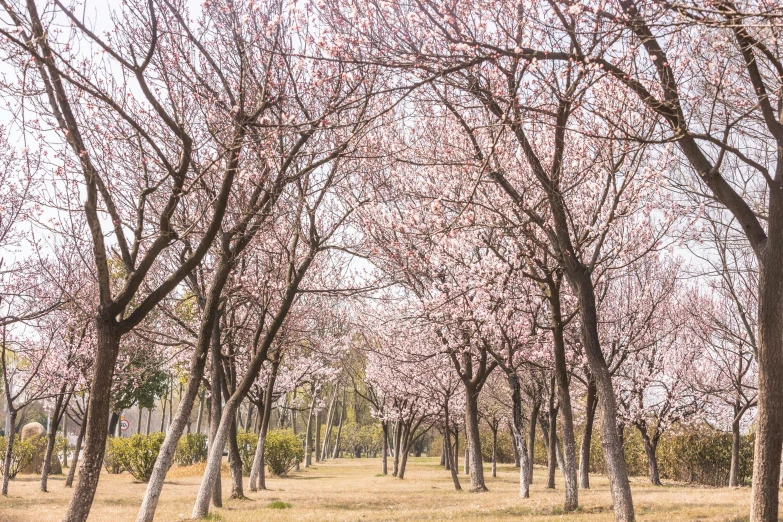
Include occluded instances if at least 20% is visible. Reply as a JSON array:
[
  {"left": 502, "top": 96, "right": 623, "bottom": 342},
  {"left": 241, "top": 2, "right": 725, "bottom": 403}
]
[
  {"left": 2, "top": 409, "right": 17, "bottom": 496},
  {"left": 250, "top": 357, "right": 279, "bottom": 492},
  {"left": 641, "top": 433, "right": 661, "bottom": 486},
  {"left": 382, "top": 422, "right": 389, "bottom": 474},
  {"left": 464, "top": 388, "right": 487, "bottom": 492},
  {"left": 444, "top": 403, "right": 461, "bottom": 491},
  {"left": 580, "top": 377, "right": 597, "bottom": 489},
  {"left": 491, "top": 426, "right": 497, "bottom": 478},
  {"left": 61, "top": 321, "right": 122, "bottom": 521},
  {"left": 41, "top": 386, "right": 68, "bottom": 492},
  {"left": 332, "top": 394, "right": 345, "bottom": 459},
  {"left": 528, "top": 400, "right": 539, "bottom": 486},
  {"left": 208, "top": 322, "right": 224, "bottom": 509},
  {"left": 507, "top": 373, "right": 531, "bottom": 498},
  {"left": 392, "top": 420, "right": 402, "bottom": 476},
  {"left": 730, "top": 413, "right": 741, "bottom": 488},
  {"left": 66, "top": 410, "right": 88, "bottom": 488}
]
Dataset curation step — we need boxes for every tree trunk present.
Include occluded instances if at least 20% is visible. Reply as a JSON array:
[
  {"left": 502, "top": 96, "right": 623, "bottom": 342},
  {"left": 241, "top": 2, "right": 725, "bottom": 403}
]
[
  {"left": 464, "top": 386, "right": 487, "bottom": 492},
  {"left": 397, "top": 422, "right": 411, "bottom": 479},
  {"left": 66, "top": 410, "right": 88, "bottom": 488},
  {"left": 108, "top": 412, "right": 120, "bottom": 437},
  {"left": 208, "top": 323, "right": 224, "bottom": 509},
  {"left": 382, "top": 422, "right": 389, "bottom": 475},
  {"left": 507, "top": 372, "right": 531, "bottom": 498},
  {"left": 550, "top": 287, "right": 578, "bottom": 511},
  {"left": 528, "top": 400, "right": 539, "bottom": 486},
  {"left": 304, "top": 394, "right": 316, "bottom": 467},
  {"left": 491, "top": 427, "right": 497, "bottom": 478},
  {"left": 159, "top": 396, "right": 167, "bottom": 433},
  {"left": 61, "top": 321, "right": 122, "bottom": 522},
  {"left": 572, "top": 270, "right": 635, "bottom": 522},
  {"left": 511, "top": 423, "right": 520, "bottom": 468},
  {"left": 463, "top": 434, "right": 469, "bottom": 475},
  {"left": 41, "top": 387, "right": 67, "bottom": 492},
  {"left": 145, "top": 408, "right": 152, "bottom": 436},
  {"left": 196, "top": 391, "right": 205, "bottom": 435},
  {"left": 547, "top": 401, "right": 558, "bottom": 490},
  {"left": 2, "top": 409, "right": 17, "bottom": 496},
  {"left": 332, "top": 395, "right": 345, "bottom": 459},
  {"left": 730, "top": 414, "right": 741, "bottom": 488},
  {"left": 392, "top": 420, "right": 402, "bottom": 476},
  {"left": 444, "top": 403, "right": 461, "bottom": 491},
  {"left": 315, "top": 410, "right": 321, "bottom": 463},
  {"left": 226, "top": 412, "right": 244, "bottom": 499},
  {"left": 580, "top": 377, "right": 597, "bottom": 489},
  {"left": 751, "top": 246, "right": 783, "bottom": 522},
  {"left": 641, "top": 433, "right": 661, "bottom": 486},
  {"left": 137, "top": 408, "right": 143, "bottom": 435},
  {"left": 250, "top": 357, "right": 279, "bottom": 492}
]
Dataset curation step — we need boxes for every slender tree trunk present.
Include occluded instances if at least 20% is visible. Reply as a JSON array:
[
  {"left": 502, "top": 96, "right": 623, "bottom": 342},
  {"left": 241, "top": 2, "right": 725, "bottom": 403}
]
[
  {"left": 145, "top": 408, "right": 152, "bottom": 436},
  {"left": 392, "top": 420, "right": 402, "bottom": 476},
  {"left": 730, "top": 412, "right": 741, "bottom": 488},
  {"left": 66, "top": 411, "right": 87, "bottom": 488},
  {"left": 491, "top": 426, "right": 497, "bottom": 478},
  {"left": 196, "top": 391, "right": 205, "bottom": 435},
  {"left": 463, "top": 433, "right": 469, "bottom": 475},
  {"left": 159, "top": 396, "right": 167, "bottom": 433},
  {"left": 332, "top": 394, "right": 345, "bottom": 459},
  {"left": 444, "top": 403, "right": 461, "bottom": 491},
  {"left": 304, "top": 394, "right": 316, "bottom": 467},
  {"left": 226, "top": 412, "right": 244, "bottom": 498},
  {"left": 382, "top": 422, "right": 389, "bottom": 475},
  {"left": 2, "top": 409, "right": 17, "bottom": 496},
  {"left": 41, "top": 388, "right": 67, "bottom": 492},
  {"left": 62, "top": 321, "right": 122, "bottom": 522},
  {"left": 547, "top": 380, "right": 558, "bottom": 490},
  {"left": 315, "top": 410, "right": 321, "bottom": 463},
  {"left": 528, "top": 400, "right": 539, "bottom": 486},
  {"left": 208, "top": 322, "right": 224, "bottom": 509},
  {"left": 549, "top": 288, "right": 578, "bottom": 511},
  {"left": 250, "top": 358, "right": 279, "bottom": 492},
  {"left": 464, "top": 386, "right": 487, "bottom": 492},
  {"left": 137, "top": 408, "right": 143, "bottom": 435},
  {"left": 510, "top": 423, "right": 519, "bottom": 468},
  {"left": 580, "top": 378, "right": 597, "bottom": 489},
  {"left": 397, "top": 423, "right": 411, "bottom": 479}
]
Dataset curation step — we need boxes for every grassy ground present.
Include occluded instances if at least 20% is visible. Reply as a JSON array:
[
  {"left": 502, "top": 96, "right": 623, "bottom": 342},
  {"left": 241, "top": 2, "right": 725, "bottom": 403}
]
[{"left": 0, "top": 458, "right": 751, "bottom": 521}]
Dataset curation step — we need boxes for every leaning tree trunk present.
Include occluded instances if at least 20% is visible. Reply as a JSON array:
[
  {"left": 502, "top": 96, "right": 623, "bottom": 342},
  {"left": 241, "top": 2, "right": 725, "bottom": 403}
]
[
  {"left": 66, "top": 410, "right": 88, "bottom": 488},
  {"left": 580, "top": 377, "right": 597, "bottom": 489},
  {"left": 332, "top": 396, "right": 345, "bottom": 459},
  {"left": 464, "top": 385, "right": 487, "bottom": 492},
  {"left": 571, "top": 269, "right": 635, "bottom": 522},
  {"left": 1, "top": 409, "right": 17, "bottom": 496},
  {"left": 62, "top": 320, "right": 122, "bottom": 522}
]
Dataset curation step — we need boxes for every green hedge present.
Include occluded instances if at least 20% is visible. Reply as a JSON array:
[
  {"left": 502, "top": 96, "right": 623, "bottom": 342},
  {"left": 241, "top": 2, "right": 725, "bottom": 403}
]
[
  {"left": 174, "top": 433, "right": 208, "bottom": 466},
  {"left": 237, "top": 430, "right": 258, "bottom": 476},
  {"left": 103, "top": 433, "right": 165, "bottom": 482},
  {"left": 265, "top": 429, "right": 304, "bottom": 476}
]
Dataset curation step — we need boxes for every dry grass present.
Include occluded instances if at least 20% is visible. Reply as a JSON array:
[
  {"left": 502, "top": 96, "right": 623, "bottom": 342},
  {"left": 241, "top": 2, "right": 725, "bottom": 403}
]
[{"left": 0, "top": 457, "right": 751, "bottom": 521}]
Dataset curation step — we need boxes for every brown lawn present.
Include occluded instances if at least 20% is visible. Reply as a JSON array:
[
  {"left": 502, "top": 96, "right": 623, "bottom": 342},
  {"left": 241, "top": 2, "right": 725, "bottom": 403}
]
[{"left": 0, "top": 457, "right": 751, "bottom": 521}]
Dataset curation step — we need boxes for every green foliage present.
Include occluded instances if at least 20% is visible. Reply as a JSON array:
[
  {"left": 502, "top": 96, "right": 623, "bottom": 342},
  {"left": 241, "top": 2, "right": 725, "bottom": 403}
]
[
  {"left": 265, "top": 429, "right": 304, "bottom": 476},
  {"left": 479, "top": 430, "right": 516, "bottom": 464},
  {"left": 585, "top": 425, "right": 754, "bottom": 486},
  {"left": 104, "top": 433, "right": 165, "bottom": 481},
  {"left": 236, "top": 430, "right": 258, "bottom": 476},
  {"left": 267, "top": 501, "right": 292, "bottom": 509},
  {"left": 174, "top": 433, "right": 208, "bottom": 466},
  {"left": 338, "top": 422, "right": 383, "bottom": 457},
  {"left": 103, "top": 437, "right": 126, "bottom": 474},
  {"left": 0, "top": 436, "right": 40, "bottom": 478}
]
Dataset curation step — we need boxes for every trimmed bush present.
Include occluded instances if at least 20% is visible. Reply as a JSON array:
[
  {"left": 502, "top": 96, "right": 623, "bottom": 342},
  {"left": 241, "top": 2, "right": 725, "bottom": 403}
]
[
  {"left": 175, "top": 433, "right": 208, "bottom": 466},
  {"left": 236, "top": 430, "right": 258, "bottom": 476},
  {"left": 0, "top": 436, "right": 40, "bottom": 478},
  {"left": 265, "top": 429, "right": 304, "bottom": 476},
  {"left": 104, "top": 433, "right": 165, "bottom": 481},
  {"left": 103, "top": 436, "right": 126, "bottom": 474}
]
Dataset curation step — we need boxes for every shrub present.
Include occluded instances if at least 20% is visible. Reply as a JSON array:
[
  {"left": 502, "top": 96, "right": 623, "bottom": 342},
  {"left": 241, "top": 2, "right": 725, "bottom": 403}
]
[
  {"left": 236, "top": 430, "right": 258, "bottom": 476},
  {"left": 55, "top": 435, "right": 71, "bottom": 467},
  {"left": 265, "top": 429, "right": 304, "bottom": 476},
  {"left": 104, "top": 433, "right": 165, "bottom": 481},
  {"left": 103, "top": 437, "right": 126, "bottom": 474},
  {"left": 121, "top": 433, "right": 165, "bottom": 482},
  {"left": 175, "top": 433, "right": 208, "bottom": 466},
  {"left": 0, "top": 436, "right": 39, "bottom": 478}
]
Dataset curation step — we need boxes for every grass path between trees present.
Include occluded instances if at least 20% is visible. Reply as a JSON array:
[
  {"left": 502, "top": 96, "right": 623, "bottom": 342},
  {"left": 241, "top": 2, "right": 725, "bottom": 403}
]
[{"left": 0, "top": 457, "right": 752, "bottom": 521}]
